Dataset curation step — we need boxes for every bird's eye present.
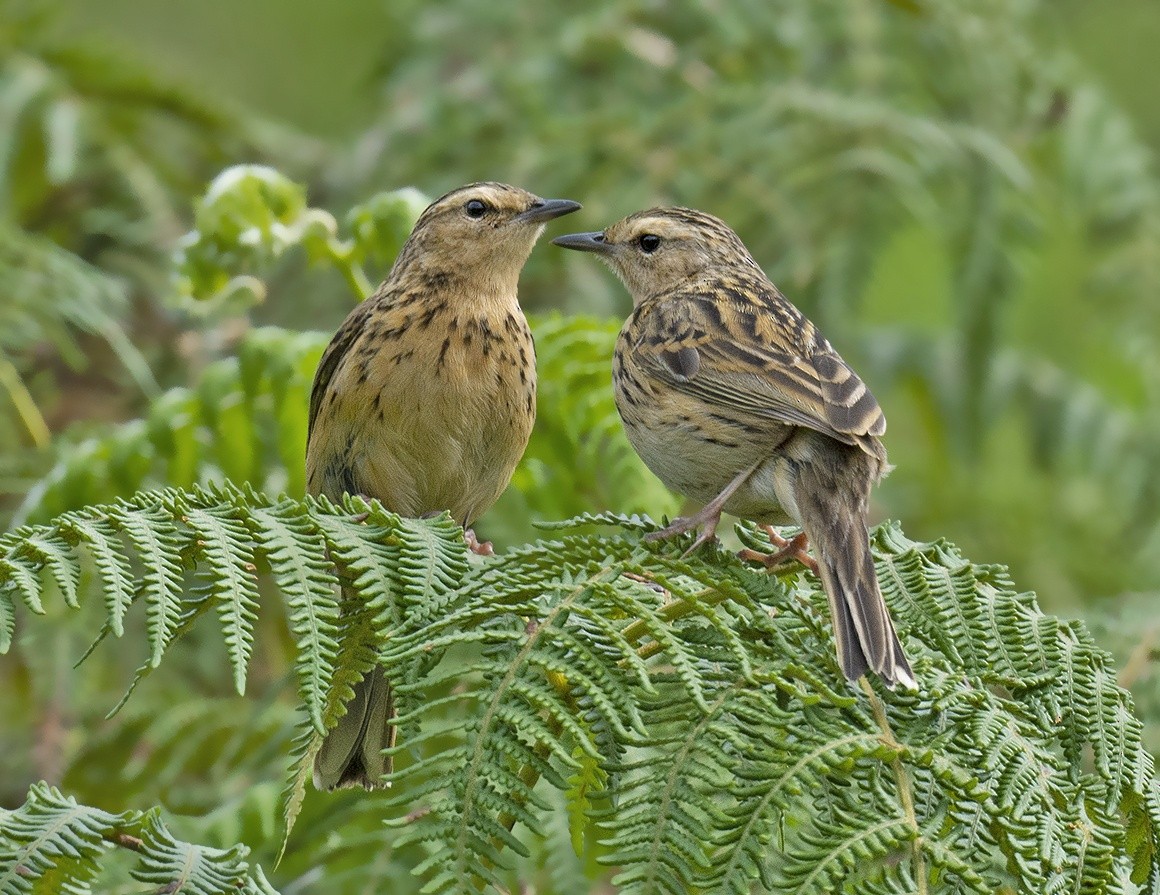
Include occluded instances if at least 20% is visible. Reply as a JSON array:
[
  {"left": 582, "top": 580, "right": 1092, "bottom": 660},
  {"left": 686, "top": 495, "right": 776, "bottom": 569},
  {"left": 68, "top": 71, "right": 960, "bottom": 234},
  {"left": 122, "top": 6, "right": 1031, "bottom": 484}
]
[
  {"left": 639, "top": 234, "right": 661, "bottom": 253},
  {"left": 465, "top": 199, "right": 488, "bottom": 218}
]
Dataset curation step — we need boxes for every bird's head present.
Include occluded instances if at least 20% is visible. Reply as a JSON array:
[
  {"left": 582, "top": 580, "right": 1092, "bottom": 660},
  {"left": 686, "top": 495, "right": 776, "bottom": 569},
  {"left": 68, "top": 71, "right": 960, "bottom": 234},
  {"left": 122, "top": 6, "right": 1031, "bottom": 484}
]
[
  {"left": 394, "top": 183, "right": 580, "bottom": 291},
  {"left": 553, "top": 206, "right": 759, "bottom": 302}
]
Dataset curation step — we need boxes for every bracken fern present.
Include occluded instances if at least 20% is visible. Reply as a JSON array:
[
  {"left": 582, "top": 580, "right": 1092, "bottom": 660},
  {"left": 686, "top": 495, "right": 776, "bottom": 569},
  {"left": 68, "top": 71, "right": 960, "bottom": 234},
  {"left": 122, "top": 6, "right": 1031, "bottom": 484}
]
[{"left": 1, "top": 492, "right": 1155, "bottom": 893}]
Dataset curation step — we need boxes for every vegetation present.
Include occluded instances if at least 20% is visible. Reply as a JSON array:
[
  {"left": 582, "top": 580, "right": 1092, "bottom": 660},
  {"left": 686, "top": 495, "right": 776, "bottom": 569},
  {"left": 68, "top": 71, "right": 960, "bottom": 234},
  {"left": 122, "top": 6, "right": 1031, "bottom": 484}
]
[{"left": 1, "top": 0, "right": 1158, "bottom": 892}]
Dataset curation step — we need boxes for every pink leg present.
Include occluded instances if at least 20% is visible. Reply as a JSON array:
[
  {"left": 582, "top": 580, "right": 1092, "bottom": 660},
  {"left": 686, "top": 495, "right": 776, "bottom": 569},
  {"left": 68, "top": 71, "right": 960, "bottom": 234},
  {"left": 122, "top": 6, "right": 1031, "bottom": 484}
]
[
  {"left": 738, "top": 525, "right": 818, "bottom": 574},
  {"left": 464, "top": 529, "right": 494, "bottom": 556},
  {"left": 644, "top": 460, "right": 761, "bottom": 557}
]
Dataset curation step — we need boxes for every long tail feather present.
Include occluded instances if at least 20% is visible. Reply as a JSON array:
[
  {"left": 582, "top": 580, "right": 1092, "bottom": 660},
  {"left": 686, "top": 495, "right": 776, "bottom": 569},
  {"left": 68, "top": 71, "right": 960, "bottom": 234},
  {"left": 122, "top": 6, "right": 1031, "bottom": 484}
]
[
  {"left": 792, "top": 445, "right": 916, "bottom": 690},
  {"left": 313, "top": 664, "right": 395, "bottom": 790}
]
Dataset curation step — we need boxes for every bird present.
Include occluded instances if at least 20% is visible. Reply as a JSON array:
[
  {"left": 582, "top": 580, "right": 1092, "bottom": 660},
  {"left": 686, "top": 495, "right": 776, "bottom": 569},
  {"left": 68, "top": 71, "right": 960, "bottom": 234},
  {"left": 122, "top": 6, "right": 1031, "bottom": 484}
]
[
  {"left": 306, "top": 182, "right": 581, "bottom": 789},
  {"left": 553, "top": 207, "right": 915, "bottom": 690}
]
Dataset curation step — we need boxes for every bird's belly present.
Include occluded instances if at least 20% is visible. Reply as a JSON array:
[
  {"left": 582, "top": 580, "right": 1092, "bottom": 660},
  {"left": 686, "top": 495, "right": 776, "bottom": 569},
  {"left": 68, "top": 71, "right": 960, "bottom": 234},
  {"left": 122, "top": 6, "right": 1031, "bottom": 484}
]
[
  {"left": 362, "top": 390, "right": 529, "bottom": 523},
  {"left": 317, "top": 329, "right": 535, "bottom": 526},
  {"left": 620, "top": 414, "right": 790, "bottom": 521},
  {"left": 618, "top": 381, "right": 798, "bottom": 525}
]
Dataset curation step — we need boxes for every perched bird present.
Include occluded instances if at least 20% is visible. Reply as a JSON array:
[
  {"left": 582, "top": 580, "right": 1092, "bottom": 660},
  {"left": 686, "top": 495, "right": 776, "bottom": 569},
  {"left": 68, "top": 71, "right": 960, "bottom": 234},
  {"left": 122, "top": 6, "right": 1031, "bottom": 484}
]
[
  {"left": 307, "top": 182, "right": 581, "bottom": 789},
  {"left": 553, "top": 208, "right": 915, "bottom": 689}
]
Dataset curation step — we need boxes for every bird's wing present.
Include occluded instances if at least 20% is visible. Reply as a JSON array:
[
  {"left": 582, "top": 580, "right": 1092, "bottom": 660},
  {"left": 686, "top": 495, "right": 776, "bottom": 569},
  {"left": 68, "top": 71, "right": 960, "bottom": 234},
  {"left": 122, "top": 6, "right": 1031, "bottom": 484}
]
[
  {"left": 307, "top": 300, "right": 375, "bottom": 443},
  {"left": 629, "top": 287, "right": 885, "bottom": 448}
]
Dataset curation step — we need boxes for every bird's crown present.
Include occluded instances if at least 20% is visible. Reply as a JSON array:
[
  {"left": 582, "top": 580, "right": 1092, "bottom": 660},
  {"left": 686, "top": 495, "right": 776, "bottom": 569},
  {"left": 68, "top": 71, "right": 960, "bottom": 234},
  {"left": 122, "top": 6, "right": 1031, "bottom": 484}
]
[
  {"left": 607, "top": 206, "right": 753, "bottom": 260},
  {"left": 415, "top": 182, "right": 540, "bottom": 228}
]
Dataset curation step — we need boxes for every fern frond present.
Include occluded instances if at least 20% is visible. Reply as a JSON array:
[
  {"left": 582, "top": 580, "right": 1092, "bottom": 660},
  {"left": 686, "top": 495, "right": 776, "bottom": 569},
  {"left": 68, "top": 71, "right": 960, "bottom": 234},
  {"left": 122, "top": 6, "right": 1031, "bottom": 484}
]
[
  {"left": 184, "top": 498, "right": 262, "bottom": 695},
  {"left": 0, "top": 782, "right": 129, "bottom": 895},
  {"left": 0, "top": 782, "right": 277, "bottom": 895},
  {"left": 250, "top": 501, "right": 338, "bottom": 732},
  {"left": 2, "top": 491, "right": 1157, "bottom": 892},
  {"left": 0, "top": 484, "right": 468, "bottom": 713},
  {"left": 370, "top": 521, "right": 1159, "bottom": 893}
]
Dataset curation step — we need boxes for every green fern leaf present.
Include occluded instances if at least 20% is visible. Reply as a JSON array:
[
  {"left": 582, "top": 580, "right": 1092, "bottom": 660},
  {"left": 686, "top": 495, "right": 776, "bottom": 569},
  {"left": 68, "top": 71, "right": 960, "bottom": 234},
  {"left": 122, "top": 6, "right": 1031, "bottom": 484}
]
[
  {"left": 0, "top": 783, "right": 280, "bottom": 895},
  {"left": 117, "top": 502, "right": 190, "bottom": 666},
  {"left": 184, "top": 500, "right": 261, "bottom": 694},
  {"left": 60, "top": 514, "right": 135, "bottom": 638},
  {"left": 131, "top": 812, "right": 253, "bottom": 893},
  {"left": 251, "top": 501, "right": 339, "bottom": 733},
  {"left": 0, "top": 782, "right": 126, "bottom": 895}
]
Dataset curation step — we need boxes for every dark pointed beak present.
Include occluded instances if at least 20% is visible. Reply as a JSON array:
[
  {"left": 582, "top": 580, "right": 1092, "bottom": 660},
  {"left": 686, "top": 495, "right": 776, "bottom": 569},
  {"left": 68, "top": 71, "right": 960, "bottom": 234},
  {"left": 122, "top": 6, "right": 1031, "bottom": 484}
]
[
  {"left": 516, "top": 198, "right": 582, "bottom": 224},
  {"left": 551, "top": 231, "right": 611, "bottom": 254}
]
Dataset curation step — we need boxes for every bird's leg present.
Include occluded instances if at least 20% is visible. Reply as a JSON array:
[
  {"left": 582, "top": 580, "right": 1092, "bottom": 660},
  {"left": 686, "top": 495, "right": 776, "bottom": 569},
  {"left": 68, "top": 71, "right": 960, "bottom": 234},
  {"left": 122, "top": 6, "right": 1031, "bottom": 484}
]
[
  {"left": 464, "top": 528, "right": 494, "bottom": 556},
  {"left": 644, "top": 460, "right": 762, "bottom": 557},
  {"left": 739, "top": 526, "right": 819, "bottom": 574}
]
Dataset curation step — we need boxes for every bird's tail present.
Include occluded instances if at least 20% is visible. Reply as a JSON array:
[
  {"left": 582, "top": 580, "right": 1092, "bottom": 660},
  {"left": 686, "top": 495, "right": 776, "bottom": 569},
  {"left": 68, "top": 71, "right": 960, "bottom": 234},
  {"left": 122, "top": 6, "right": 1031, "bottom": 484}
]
[
  {"left": 313, "top": 664, "right": 395, "bottom": 790},
  {"left": 793, "top": 450, "right": 915, "bottom": 690}
]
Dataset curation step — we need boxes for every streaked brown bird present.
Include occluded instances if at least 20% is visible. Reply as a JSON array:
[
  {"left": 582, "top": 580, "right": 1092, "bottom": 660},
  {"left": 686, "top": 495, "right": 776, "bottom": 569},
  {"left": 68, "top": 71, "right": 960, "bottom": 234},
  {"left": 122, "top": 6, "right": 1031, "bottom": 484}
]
[
  {"left": 307, "top": 182, "right": 581, "bottom": 789},
  {"left": 553, "top": 207, "right": 915, "bottom": 689}
]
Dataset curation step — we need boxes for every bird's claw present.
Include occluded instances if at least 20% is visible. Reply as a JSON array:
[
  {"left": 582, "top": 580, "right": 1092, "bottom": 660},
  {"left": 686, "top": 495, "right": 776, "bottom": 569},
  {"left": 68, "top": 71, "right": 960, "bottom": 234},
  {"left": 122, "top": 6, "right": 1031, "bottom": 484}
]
[
  {"left": 739, "top": 527, "right": 819, "bottom": 574},
  {"left": 464, "top": 529, "right": 494, "bottom": 556},
  {"left": 644, "top": 512, "right": 721, "bottom": 557}
]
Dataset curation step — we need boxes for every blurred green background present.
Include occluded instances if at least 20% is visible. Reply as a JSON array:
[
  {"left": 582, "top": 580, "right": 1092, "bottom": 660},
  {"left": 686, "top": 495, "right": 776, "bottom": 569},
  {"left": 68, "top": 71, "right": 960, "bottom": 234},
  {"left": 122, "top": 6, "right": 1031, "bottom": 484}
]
[
  {"left": 12, "top": 0, "right": 1156, "bottom": 609},
  {"left": 2, "top": 0, "right": 1159, "bottom": 864}
]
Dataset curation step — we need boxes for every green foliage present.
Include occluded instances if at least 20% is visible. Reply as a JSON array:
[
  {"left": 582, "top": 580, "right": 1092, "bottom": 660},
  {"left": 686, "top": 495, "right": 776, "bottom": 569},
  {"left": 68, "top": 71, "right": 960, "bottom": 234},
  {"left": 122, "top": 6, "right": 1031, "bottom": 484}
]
[
  {"left": 0, "top": 226, "right": 149, "bottom": 448},
  {"left": 1, "top": 489, "right": 1157, "bottom": 892},
  {"left": 2, "top": 3, "right": 1159, "bottom": 893},
  {"left": 173, "top": 164, "right": 430, "bottom": 313},
  {"left": 0, "top": 2, "right": 307, "bottom": 499},
  {"left": 0, "top": 782, "right": 276, "bottom": 895},
  {"left": 1087, "top": 594, "right": 1160, "bottom": 760},
  {"left": 14, "top": 327, "right": 324, "bottom": 526},
  {"left": 0, "top": 4, "right": 284, "bottom": 264}
]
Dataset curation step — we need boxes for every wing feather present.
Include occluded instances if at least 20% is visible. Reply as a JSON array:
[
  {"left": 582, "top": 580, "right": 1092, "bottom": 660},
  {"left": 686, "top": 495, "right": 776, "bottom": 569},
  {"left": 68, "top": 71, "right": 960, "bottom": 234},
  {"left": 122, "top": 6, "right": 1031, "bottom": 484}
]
[{"left": 629, "top": 279, "right": 885, "bottom": 450}]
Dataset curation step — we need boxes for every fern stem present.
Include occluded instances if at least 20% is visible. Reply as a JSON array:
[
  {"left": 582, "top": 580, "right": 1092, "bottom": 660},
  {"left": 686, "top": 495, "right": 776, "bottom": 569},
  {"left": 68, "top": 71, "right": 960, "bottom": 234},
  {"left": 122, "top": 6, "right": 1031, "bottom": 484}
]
[
  {"left": 106, "top": 830, "right": 144, "bottom": 852},
  {"left": 0, "top": 354, "right": 51, "bottom": 447},
  {"left": 621, "top": 586, "right": 717, "bottom": 655},
  {"left": 324, "top": 239, "right": 375, "bottom": 300},
  {"left": 860, "top": 677, "right": 927, "bottom": 894}
]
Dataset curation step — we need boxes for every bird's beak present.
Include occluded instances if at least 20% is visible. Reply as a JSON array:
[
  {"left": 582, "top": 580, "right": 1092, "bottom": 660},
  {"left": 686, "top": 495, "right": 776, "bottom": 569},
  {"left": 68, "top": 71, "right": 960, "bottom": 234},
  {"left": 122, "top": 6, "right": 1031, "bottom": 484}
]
[
  {"left": 551, "top": 231, "right": 612, "bottom": 254},
  {"left": 516, "top": 198, "right": 582, "bottom": 224}
]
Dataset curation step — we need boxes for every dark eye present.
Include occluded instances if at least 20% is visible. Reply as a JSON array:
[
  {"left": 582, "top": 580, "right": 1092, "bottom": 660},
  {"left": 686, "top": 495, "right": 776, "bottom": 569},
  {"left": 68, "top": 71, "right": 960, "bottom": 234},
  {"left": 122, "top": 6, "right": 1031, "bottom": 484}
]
[
  {"left": 639, "top": 234, "right": 661, "bottom": 253},
  {"left": 465, "top": 199, "right": 488, "bottom": 218}
]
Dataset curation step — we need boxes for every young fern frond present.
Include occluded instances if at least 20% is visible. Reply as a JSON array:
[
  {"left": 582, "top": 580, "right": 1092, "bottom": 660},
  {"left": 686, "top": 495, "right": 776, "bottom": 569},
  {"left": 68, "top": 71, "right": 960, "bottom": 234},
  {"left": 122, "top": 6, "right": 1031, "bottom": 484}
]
[{"left": 0, "top": 491, "right": 1157, "bottom": 892}]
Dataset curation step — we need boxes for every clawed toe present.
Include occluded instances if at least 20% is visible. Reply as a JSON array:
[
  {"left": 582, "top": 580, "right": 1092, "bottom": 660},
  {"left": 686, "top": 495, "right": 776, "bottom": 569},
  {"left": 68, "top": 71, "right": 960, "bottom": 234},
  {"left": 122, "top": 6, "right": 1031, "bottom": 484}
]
[
  {"left": 464, "top": 529, "right": 494, "bottom": 556},
  {"left": 643, "top": 516, "right": 699, "bottom": 542},
  {"left": 643, "top": 513, "right": 721, "bottom": 556},
  {"left": 739, "top": 527, "right": 819, "bottom": 574}
]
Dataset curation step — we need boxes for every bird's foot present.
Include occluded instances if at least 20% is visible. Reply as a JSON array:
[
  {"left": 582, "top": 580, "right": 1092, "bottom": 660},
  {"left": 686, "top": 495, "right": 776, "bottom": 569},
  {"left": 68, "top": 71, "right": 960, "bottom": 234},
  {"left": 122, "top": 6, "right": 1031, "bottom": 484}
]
[
  {"left": 644, "top": 508, "right": 722, "bottom": 557},
  {"left": 464, "top": 529, "right": 494, "bottom": 556},
  {"left": 738, "top": 526, "right": 819, "bottom": 575}
]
